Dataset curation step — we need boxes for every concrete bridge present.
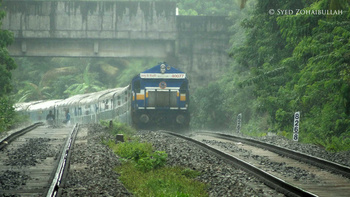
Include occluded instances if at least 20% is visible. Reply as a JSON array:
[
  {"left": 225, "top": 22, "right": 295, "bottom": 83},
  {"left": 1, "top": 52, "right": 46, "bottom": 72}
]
[{"left": 1, "top": 0, "right": 232, "bottom": 86}]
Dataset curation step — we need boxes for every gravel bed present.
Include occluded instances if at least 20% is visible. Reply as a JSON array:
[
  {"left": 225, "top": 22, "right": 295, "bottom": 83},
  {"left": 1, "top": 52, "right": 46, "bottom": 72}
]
[
  {"left": 4, "top": 138, "right": 55, "bottom": 167},
  {"left": 201, "top": 139, "right": 323, "bottom": 184},
  {"left": 62, "top": 126, "right": 287, "bottom": 196},
  {"left": 6, "top": 123, "right": 344, "bottom": 196},
  {"left": 0, "top": 138, "right": 55, "bottom": 196},
  {"left": 0, "top": 170, "right": 30, "bottom": 190},
  {"left": 259, "top": 135, "right": 350, "bottom": 167},
  {"left": 138, "top": 131, "right": 285, "bottom": 197},
  {"left": 62, "top": 124, "right": 132, "bottom": 197},
  {"left": 217, "top": 132, "right": 350, "bottom": 167}
]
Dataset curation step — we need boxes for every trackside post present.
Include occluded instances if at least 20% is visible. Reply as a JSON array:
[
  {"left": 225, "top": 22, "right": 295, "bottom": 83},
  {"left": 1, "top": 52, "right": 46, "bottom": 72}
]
[{"left": 293, "top": 112, "right": 300, "bottom": 141}]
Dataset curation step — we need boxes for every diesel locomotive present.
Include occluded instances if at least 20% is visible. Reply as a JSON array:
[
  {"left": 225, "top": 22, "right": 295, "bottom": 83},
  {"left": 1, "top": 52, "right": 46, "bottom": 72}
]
[{"left": 131, "top": 63, "right": 190, "bottom": 129}]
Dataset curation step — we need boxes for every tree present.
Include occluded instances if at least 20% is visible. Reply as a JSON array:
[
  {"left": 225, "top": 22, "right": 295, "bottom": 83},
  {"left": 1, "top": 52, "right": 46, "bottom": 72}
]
[
  {"left": 0, "top": 0, "right": 17, "bottom": 132},
  {"left": 64, "top": 64, "right": 105, "bottom": 96},
  {"left": 0, "top": 1, "right": 16, "bottom": 96},
  {"left": 275, "top": 1, "right": 350, "bottom": 149},
  {"left": 17, "top": 82, "right": 53, "bottom": 102},
  {"left": 230, "top": 0, "right": 350, "bottom": 150}
]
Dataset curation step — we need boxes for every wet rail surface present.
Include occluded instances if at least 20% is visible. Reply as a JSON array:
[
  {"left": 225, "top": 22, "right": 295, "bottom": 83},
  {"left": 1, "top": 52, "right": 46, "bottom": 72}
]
[
  {"left": 0, "top": 124, "right": 76, "bottom": 196},
  {"left": 189, "top": 132, "right": 350, "bottom": 197}
]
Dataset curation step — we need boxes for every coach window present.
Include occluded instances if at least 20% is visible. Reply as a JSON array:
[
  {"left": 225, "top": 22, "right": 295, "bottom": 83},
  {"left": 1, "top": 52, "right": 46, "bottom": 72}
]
[
  {"left": 105, "top": 100, "right": 109, "bottom": 110},
  {"left": 117, "top": 96, "right": 121, "bottom": 106}
]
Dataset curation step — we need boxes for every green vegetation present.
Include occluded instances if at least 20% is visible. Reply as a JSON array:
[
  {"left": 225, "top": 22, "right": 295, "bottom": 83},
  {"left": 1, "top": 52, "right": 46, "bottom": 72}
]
[
  {"left": 0, "top": 0, "right": 17, "bottom": 133},
  {"left": 116, "top": 162, "right": 208, "bottom": 197},
  {"left": 12, "top": 58, "right": 156, "bottom": 102},
  {"left": 0, "top": 97, "right": 15, "bottom": 132},
  {"left": 104, "top": 120, "right": 208, "bottom": 196},
  {"left": 190, "top": 0, "right": 350, "bottom": 152},
  {"left": 101, "top": 120, "right": 136, "bottom": 140}
]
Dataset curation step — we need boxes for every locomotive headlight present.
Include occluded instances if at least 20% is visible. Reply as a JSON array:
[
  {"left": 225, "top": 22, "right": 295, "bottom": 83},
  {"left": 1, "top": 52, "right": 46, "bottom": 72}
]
[
  {"left": 160, "top": 64, "right": 166, "bottom": 74},
  {"left": 176, "top": 115, "right": 185, "bottom": 124}
]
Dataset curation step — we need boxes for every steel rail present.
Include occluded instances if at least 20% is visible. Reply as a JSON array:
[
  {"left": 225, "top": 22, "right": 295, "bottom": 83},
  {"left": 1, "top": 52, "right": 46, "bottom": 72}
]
[
  {"left": 165, "top": 131, "right": 317, "bottom": 197},
  {"left": 46, "top": 124, "right": 80, "bottom": 197},
  {"left": 200, "top": 132, "right": 350, "bottom": 179},
  {"left": 0, "top": 122, "right": 44, "bottom": 150}
]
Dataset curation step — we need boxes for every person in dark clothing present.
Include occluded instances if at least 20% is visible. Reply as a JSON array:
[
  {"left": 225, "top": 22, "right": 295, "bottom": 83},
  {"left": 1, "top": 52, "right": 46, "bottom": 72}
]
[{"left": 46, "top": 110, "right": 55, "bottom": 125}]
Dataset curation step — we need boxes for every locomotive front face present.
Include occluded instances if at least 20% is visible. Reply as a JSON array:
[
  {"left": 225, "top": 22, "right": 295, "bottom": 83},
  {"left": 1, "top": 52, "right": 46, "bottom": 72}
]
[{"left": 131, "top": 63, "right": 190, "bottom": 129}]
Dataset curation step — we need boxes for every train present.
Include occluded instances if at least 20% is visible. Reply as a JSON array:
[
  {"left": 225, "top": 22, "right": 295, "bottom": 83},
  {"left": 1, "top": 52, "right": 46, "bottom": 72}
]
[
  {"left": 131, "top": 63, "right": 190, "bottom": 129},
  {"left": 15, "top": 63, "right": 190, "bottom": 129}
]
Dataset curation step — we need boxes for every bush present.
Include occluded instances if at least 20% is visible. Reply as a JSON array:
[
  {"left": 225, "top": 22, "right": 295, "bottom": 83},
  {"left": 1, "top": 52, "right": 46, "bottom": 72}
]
[
  {"left": 110, "top": 140, "right": 167, "bottom": 172},
  {"left": 136, "top": 151, "right": 168, "bottom": 172},
  {"left": 325, "top": 135, "right": 350, "bottom": 152},
  {"left": 0, "top": 97, "right": 16, "bottom": 133},
  {"left": 112, "top": 141, "right": 153, "bottom": 160},
  {"left": 100, "top": 120, "right": 136, "bottom": 140}
]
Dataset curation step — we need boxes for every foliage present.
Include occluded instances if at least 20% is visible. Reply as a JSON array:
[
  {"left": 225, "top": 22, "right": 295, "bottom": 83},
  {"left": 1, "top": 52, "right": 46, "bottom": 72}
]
[
  {"left": 190, "top": 0, "right": 350, "bottom": 152},
  {"left": 110, "top": 140, "right": 153, "bottom": 160},
  {"left": 0, "top": 0, "right": 17, "bottom": 133},
  {"left": 190, "top": 82, "right": 229, "bottom": 130},
  {"left": 177, "top": 0, "right": 240, "bottom": 16},
  {"left": 107, "top": 129, "right": 207, "bottom": 196},
  {"left": 101, "top": 120, "right": 136, "bottom": 141},
  {"left": 274, "top": 1, "right": 350, "bottom": 149},
  {"left": 16, "top": 82, "right": 53, "bottom": 102},
  {"left": 116, "top": 162, "right": 208, "bottom": 197},
  {"left": 0, "top": 97, "right": 15, "bottom": 133},
  {"left": 64, "top": 63, "right": 105, "bottom": 96},
  {"left": 111, "top": 140, "right": 167, "bottom": 172},
  {"left": 0, "top": 10, "right": 16, "bottom": 97},
  {"left": 233, "top": 0, "right": 350, "bottom": 151},
  {"left": 11, "top": 58, "right": 154, "bottom": 102},
  {"left": 181, "top": 167, "right": 201, "bottom": 178},
  {"left": 136, "top": 151, "right": 168, "bottom": 172}
]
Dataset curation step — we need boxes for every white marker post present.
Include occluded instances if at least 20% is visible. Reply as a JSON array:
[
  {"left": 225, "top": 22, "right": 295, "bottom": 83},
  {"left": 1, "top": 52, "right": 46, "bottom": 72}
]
[
  {"left": 237, "top": 113, "right": 242, "bottom": 133},
  {"left": 293, "top": 112, "right": 300, "bottom": 141}
]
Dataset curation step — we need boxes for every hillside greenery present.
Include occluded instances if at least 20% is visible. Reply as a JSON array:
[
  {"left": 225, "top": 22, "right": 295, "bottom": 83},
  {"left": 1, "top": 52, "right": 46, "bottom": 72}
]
[
  {"left": 0, "top": 0, "right": 17, "bottom": 133},
  {"left": 190, "top": 0, "right": 350, "bottom": 151},
  {"left": 11, "top": 58, "right": 157, "bottom": 101}
]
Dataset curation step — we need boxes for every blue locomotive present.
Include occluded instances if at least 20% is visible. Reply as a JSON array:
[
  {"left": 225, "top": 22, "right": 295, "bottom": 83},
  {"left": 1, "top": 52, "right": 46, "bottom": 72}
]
[{"left": 131, "top": 63, "right": 190, "bottom": 129}]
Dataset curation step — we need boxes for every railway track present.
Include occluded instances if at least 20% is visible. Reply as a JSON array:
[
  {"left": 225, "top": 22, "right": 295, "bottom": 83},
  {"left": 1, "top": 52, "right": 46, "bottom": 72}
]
[
  {"left": 0, "top": 123, "right": 79, "bottom": 197},
  {"left": 165, "top": 131, "right": 350, "bottom": 197}
]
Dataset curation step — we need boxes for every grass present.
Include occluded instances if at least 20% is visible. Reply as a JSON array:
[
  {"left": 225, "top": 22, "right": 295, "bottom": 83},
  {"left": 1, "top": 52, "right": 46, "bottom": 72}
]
[
  {"left": 103, "top": 120, "right": 208, "bottom": 197},
  {"left": 116, "top": 162, "right": 208, "bottom": 197},
  {"left": 100, "top": 119, "right": 136, "bottom": 141},
  {"left": 109, "top": 140, "right": 153, "bottom": 160}
]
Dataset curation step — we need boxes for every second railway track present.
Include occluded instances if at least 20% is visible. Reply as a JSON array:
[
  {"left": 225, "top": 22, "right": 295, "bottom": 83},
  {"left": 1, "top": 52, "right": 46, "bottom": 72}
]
[
  {"left": 166, "top": 131, "right": 350, "bottom": 197},
  {"left": 0, "top": 123, "right": 78, "bottom": 197}
]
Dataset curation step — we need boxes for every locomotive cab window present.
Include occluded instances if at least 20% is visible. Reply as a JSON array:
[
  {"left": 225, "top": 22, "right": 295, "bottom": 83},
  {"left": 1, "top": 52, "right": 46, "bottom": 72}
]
[
  {"left": 180, "top": 81, "right": 188, "bottom": 93},
  {"left": 133, "top": 80, "right": 141, "bottom": 93}
]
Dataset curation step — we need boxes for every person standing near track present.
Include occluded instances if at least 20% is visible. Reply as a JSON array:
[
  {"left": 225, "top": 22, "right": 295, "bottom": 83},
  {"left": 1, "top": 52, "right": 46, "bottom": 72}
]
[
  {"left": 65, "top": 111, "right": 71, "bottom": 126},
  {"left": 46, "top": 110, "right": 55, "bottom": 125}
]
